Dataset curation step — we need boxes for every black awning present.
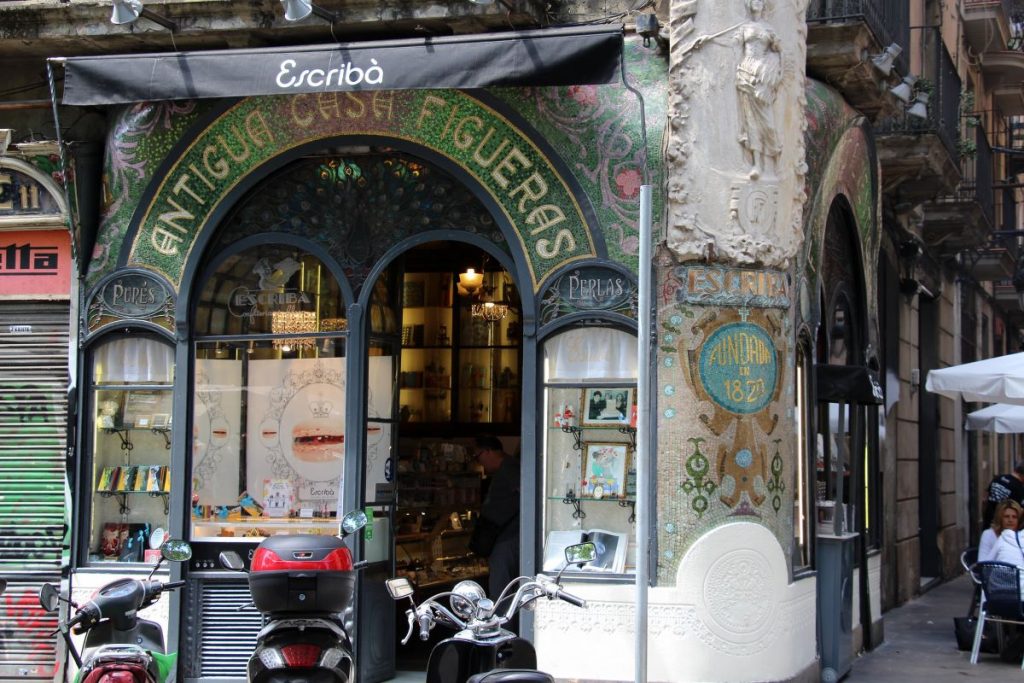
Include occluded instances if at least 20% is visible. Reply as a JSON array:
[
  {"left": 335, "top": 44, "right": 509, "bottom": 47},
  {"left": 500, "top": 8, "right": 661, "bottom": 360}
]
[
  {"left": 57, "top": 26, "right": 623, "bottom": 106},
  {"left": 816, "top": 364, "right": 884, "bottom": 405}
]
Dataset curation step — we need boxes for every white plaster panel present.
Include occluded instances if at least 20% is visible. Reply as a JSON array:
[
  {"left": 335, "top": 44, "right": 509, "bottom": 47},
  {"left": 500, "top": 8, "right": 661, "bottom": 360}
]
[
  {"left": 535, "top": 522, "right": 817, "bottom": 682},
  {"left": 666, "top": 0, "right": 809, "bottom": 268}
]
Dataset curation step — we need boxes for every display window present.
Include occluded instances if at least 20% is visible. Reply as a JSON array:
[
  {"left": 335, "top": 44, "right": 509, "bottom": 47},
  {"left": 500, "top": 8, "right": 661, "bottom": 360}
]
[
  {"left": 191, "top": 245, "right": 349, "bottom": 541},
  {"left": 86, "top": 335, "right": 174, "bottom": 565},
  {"left": 540, "top": 326, "right": 638, "bottom": 575}
]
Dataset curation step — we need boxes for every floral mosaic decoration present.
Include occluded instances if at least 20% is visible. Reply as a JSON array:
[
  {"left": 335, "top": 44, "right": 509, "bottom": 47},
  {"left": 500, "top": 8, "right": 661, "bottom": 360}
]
[{"left": 87, "top": 100, "right": 208, "bottom": 287}]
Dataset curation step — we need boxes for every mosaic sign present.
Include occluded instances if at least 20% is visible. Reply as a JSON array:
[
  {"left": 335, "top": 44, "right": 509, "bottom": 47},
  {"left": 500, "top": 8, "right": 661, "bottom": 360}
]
[
  {"left": 539, "top": 265, "right": 637, "bottom": 324},
  {"left": 697, "top": 322, "right": 777, "bottom": 415},
  {"left": 88, "top": 271, "right": 174, "bottom": 333},
  {"left": 126, "top": 91, "right": 597, "bottom": 292},
  {"left": 676, "top": 265, "right": 789, "bottom": 308}
]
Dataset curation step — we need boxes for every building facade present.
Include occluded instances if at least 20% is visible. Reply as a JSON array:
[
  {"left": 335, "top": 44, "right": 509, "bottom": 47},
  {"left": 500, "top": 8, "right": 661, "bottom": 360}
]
[{"left": 1, "top": 0, "right": 1021, "bottom": 681}]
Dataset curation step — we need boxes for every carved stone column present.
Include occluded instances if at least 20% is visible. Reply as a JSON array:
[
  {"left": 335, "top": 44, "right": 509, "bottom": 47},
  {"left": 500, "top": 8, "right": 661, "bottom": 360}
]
[{"left": 652, "top": 0, "right": 813, "bottom": 673}]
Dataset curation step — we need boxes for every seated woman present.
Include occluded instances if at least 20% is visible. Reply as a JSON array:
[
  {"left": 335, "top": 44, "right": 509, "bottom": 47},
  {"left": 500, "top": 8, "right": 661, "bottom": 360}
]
[{"left": 981, "top": 500, "right": 1022, "bottom": 562}]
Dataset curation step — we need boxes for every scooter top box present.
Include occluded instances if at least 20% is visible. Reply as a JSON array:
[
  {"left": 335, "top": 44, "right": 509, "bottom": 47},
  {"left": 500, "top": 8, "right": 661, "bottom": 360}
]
[{"left": 249, "top": 534, "right": 356, "bottom": 614}]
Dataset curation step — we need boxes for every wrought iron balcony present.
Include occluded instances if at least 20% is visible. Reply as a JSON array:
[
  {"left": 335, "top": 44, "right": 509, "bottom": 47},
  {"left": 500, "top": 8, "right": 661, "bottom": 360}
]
[
  {"left": 876, "top": 28, "right": 962, "bottom": 205},
  {"left": 923, "top": 125, "right": 995, "bottom": 252},
  {"left": 805, "top": 1, "right": 911, "bottom": 120},
  {"left": 962, "top": 0, "right": 1016, "bottom": 55}
]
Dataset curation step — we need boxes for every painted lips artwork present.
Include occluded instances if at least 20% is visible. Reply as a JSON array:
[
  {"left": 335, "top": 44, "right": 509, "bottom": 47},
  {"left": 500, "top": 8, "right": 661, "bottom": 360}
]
[
  {"left": 247, "top": 358, "right": 347, "bottom": 506},
  {"left": 193, "top": 355, "right": 395, "bottom": 513}
]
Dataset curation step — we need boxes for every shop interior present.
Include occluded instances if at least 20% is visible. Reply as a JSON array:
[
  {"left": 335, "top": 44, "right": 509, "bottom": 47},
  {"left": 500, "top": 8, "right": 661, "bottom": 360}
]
[{"left": 389, "top": 240, "right": 522, "bottom": 667}]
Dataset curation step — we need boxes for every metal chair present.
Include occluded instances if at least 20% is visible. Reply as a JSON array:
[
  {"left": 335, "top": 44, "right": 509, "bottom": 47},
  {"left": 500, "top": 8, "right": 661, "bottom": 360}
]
[
  {"left": 972, "top": 561, "right": 1024, "bottom": 667},
  {"left": 960, "top": 547, "right": 980, "bottom": 616}
]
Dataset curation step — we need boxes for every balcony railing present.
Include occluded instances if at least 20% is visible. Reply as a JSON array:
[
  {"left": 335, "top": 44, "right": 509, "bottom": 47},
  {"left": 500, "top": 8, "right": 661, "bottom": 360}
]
[
  {"left": 806, "top": 0, "right": 910, "bottom": 76},
  {"left": 876, "top": 28, "right": 961, "bottom": 161},
  {"left": 940, "top": 125, "right": 996, "bottom": 227}
]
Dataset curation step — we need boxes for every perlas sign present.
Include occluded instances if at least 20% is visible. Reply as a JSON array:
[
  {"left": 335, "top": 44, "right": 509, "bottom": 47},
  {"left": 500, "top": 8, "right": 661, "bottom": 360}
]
[{"left": 127, "top": 90, "right": 596, "bottom": 291}]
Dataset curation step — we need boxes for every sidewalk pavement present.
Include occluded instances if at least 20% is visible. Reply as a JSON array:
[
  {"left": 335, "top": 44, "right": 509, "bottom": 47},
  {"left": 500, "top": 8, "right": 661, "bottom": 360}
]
[{"left": 845, "top": 573, "right": 1020, "bottom": 682}]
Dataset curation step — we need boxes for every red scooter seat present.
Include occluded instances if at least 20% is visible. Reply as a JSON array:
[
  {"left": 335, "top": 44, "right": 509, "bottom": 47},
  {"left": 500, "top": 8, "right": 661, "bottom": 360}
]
[
  {"left": 466, "top": 671, "right": 554, "bottom": 683},
  {"left": 82, "top": 664, "right": 150, "bottom": 683}
]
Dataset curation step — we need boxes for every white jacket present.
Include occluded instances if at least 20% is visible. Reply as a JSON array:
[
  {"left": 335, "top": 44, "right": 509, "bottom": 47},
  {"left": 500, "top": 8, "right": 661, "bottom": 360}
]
[
  {"left": 992, "top": 529, "right": 1024, "bottom": 593},
  {"left": 979, "top": 528, "right": 999, "bottom": 562}
]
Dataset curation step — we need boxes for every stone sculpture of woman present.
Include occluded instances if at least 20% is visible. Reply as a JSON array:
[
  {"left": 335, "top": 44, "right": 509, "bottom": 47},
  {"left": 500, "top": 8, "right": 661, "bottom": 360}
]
[
  {"left": 735, "top": 0, "right": 782, "bottom": 179},
  {"left": 680, "top": 0, "right": 783, "bottom": 180}
]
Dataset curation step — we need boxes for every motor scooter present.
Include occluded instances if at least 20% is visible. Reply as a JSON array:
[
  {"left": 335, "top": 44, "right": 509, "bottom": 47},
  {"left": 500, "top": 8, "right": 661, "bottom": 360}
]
[
  {"left": 38, "top": 539, "right": 192, "bottom": 683},
  {"left": 385, "top": 541, "right": 595, "bottom": 683},
  {"left": 217, "top": 508, "right": 368, "bottom": 683}
]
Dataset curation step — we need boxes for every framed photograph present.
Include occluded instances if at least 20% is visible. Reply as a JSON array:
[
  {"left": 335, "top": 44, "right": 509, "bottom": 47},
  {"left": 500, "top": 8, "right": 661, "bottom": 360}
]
[
  {"left": 581, "top": 442, "right": 629, "bottom": 499},
  {"left": 123, "top": 390, "right": 171, "bottom": 429},
  {"left": 581, "top": 387, "right": 633, "bottom": 427}
]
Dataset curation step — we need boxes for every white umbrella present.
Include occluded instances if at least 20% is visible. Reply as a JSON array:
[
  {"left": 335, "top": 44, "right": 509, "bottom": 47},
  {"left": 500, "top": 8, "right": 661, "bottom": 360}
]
[
  {"left": 965, "top": 403, "right": 1024, "bottom": 433},
  {"left": 924, "top": 352, "right": 1024, "bottom": 405}
]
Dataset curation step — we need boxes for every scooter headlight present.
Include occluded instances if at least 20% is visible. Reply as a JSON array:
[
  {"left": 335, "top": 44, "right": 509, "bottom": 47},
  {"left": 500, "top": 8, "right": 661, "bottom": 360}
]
[{"left": 450, "top": 580, "right": 486, "bottom": 620}]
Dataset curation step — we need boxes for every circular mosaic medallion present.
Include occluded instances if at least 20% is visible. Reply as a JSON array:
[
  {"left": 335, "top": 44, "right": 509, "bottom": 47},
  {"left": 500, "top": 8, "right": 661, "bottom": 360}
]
[{"left": 698, "top": 322, "right": 777, "bottom": 414}]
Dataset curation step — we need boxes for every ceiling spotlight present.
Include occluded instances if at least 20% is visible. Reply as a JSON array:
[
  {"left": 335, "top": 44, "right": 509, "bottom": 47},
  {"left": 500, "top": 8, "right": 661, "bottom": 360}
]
[
  {"left": 281, "top": 0, "right": 338, "bottom": 22},
  {"left": 110, "top": 0, "right": 177, "bottom": 30},
  {"left": 907, "top": 91, "right": 930, "bottom": 120},
  {"left": 871, "top": 43, "right": 903, "bottom": 77},
  {"left": 890, "top": 75, "right": 917, "bottom": 104}
]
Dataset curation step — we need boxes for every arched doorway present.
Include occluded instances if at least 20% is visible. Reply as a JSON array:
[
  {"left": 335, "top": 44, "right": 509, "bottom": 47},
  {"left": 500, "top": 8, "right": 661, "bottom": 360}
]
[{"left": 184, "top": 147, "right": 525, "bottom": 681}]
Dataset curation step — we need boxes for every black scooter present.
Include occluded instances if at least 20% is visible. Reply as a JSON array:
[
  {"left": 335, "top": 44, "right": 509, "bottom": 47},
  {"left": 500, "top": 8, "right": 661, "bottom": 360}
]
[
  {"left": 218, "top": 509, "right": 368, "bottom": 683},
  {"left": 38, "top": 539, "right": 192, "bottom": 683},
  {"left": 385, "top": 541, "right": 595, "bottom": 683}
]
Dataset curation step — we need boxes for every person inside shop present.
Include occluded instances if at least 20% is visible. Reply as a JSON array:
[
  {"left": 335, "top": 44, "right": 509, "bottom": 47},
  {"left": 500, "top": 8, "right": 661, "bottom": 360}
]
[
  {"left": 468, "top": 435, "right": 520, "bottom": 602},
  {"left": 983, "top": 462, "right": 1024, "bottom": 529},
  {"left": 980, "top": 499, "right": 1022, "bottom": 562}
]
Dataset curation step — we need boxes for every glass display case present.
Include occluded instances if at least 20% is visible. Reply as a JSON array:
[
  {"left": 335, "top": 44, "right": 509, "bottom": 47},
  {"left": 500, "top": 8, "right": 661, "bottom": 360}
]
[
  {"left": 393, "top": 437, "right": 487, "bottom": 589},
  {"left": 539, "top": 328, "right": 638, "bottom": 575},
  {"left": 87, "top": 337, "right": 174, "bottom": 565}
]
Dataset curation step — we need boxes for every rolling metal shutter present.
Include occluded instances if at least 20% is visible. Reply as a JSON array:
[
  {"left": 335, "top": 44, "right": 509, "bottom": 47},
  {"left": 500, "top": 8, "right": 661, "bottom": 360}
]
[{"left": 0, "top": 303, "right": 70, "bottom": 679}]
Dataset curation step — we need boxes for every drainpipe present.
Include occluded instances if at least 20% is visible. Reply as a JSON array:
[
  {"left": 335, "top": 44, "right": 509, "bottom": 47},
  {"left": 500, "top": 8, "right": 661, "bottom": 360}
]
[{"left": 635, "top": 184, "right": 652, "bottom": 683}]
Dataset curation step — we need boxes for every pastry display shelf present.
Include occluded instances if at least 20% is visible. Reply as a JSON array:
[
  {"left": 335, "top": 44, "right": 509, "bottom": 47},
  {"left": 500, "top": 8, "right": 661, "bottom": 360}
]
[{"left": 192, "top": 517, "right": 340, "bottom": 538}]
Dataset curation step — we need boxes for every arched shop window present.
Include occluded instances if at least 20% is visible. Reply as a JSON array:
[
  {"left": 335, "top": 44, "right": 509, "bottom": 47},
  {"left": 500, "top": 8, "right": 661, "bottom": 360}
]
[
  {"left": 83, "top": 333, "right": 174, "bottom": 565},
  {"left": 191, "top": 244, "right": 348, "bottom": 541},
  {"left": 540, "top": 326, "right": 638, "bottom": 576}
]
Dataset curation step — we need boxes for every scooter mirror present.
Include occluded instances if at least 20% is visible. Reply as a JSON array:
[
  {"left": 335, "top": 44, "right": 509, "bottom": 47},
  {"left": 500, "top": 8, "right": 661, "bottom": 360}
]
[
  {"left": 219, "top": 551, "right": 246, "bottom": 571},
  {"left": 340, "top": 509, "right": 369, "bottom": 536},
  {"left": 564, "top": 542, "right": 597, "bottom": 566},
  {"left": 161, "top": 539, "right": 193, "bottom": 562},
  {"left": 385, "top": 577, "right": 414, "bottom": 600},
  {"left": 38, "top": 584, "right": 60, "bottom": 613}
]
